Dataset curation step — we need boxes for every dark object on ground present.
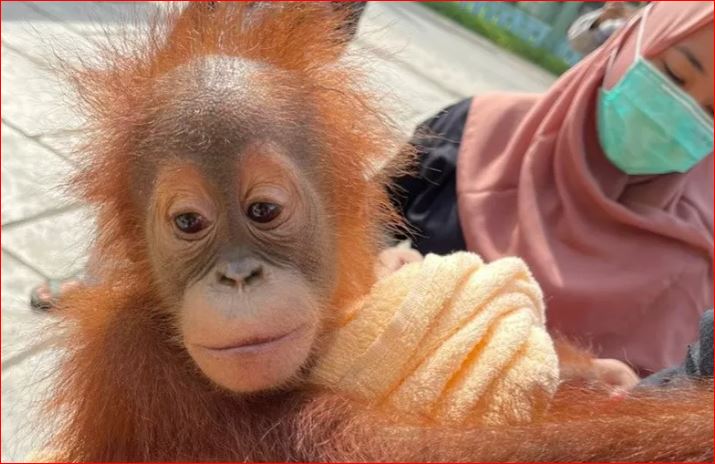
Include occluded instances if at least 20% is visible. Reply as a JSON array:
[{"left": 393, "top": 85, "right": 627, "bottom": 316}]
[{"left": 30, "top": 278, "right": 82, "bottom": 313}]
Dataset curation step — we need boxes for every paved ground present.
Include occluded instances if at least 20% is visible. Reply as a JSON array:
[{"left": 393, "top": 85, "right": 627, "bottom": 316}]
[{"left": 0, "top": 2, "right": 555, "bottom": 460}]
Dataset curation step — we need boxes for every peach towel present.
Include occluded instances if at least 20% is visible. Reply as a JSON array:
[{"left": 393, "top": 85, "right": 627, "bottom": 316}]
[{"left": 312, "top": 252, "right": 559, "bottom": 425}]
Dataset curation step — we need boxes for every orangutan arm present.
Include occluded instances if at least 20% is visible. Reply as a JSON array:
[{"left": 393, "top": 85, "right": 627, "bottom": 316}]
[{"left": 299, "top": 385, "right": 713, "bottom": 462}]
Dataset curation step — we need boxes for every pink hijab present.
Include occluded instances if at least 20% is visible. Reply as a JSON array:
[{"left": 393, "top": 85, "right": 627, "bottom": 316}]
[{"left": 457, "top": 1, "right": 714, "bottom": 373}]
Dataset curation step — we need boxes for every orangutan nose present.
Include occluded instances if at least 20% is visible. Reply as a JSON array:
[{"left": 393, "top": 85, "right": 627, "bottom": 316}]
[{"left": 216, "top": 258, "right": 264, "bottom": 287}]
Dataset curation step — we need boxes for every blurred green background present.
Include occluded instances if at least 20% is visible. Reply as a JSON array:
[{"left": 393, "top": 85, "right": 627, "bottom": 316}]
[{"left": 421, "top": 2, "right": 643, "bottom": 75}]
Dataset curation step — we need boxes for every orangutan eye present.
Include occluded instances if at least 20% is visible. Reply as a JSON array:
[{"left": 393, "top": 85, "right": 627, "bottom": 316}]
[
  {"left": 246, "top": 202, "right": 282, "bottom": 224},
  {"left": 174, "top": 212, "right": 208, "bottom": 235}
]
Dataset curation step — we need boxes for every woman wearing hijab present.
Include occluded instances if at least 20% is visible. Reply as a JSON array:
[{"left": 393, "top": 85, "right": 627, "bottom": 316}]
[{"left": 386, "top": 1, "right": 713, "bottom": 377}]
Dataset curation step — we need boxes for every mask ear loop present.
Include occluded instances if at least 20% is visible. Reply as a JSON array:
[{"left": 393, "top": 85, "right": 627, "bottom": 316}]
[
  {"left": 605, "top": 4, "right": 652, "bottom": 74},
  {"left": 634, "top": 4, "right": 652, "bottom": 60}
]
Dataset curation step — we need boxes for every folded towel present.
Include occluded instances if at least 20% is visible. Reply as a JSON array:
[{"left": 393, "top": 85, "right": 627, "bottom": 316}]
[{"left": 312, "top": 252, "right": 559, "bottom": 426}]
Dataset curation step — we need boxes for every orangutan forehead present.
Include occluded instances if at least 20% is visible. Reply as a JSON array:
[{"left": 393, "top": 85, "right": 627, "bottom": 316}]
[
  {"left": 150, "top": 142, "right": 307, "bottom": 194},
  {"left": 141, "top": 55, "right": 320, "bottom": 168}
]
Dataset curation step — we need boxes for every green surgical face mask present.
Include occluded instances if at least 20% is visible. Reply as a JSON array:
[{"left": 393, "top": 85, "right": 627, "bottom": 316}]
[{"left": 597, "top": 6, "right": 714, "bottom": 175}]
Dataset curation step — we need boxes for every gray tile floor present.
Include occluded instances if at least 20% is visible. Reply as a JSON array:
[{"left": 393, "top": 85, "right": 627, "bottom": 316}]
[{"left": 0, "top": 2, "right": 554, "bottom": 461}]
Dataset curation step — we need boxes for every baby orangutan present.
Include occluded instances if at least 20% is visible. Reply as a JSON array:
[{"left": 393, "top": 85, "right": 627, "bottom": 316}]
[{"left": 44, "top": 2, "right": 712, "bottom": 462}]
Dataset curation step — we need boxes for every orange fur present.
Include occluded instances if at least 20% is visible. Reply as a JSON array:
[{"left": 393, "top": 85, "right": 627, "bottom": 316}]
[{"left": 46, "top": 3, "right": 713, "bottom": 461}]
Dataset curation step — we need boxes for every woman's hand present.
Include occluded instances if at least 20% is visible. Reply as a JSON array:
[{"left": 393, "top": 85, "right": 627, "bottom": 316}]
[
  {"left": 591, "top": 358, "right": 641, "bottom": 392},
  {"left": 556, "top": 340, "right": 640, "bottom": 393},
  {"left": 375, "top": 246, "right": 423, "bottom": 279}
]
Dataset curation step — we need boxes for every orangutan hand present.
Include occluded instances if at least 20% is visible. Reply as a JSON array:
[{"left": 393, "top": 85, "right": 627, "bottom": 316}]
[{"left": 375, "top": 246, "right": 423, "bottom": 279}]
